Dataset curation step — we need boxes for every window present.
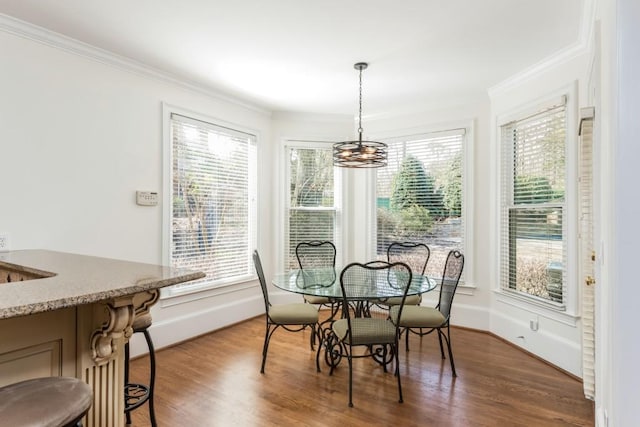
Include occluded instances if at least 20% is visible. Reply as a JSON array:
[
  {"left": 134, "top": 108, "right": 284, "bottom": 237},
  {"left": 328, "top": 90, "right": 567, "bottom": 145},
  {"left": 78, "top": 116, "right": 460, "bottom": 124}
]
[
  {"left": 165, "top": 111, "right": 257, "bottom": 294},
  {"left": 375, "top": 129, "right": 466, "bottom": 279},
  {"left": 500, "top": 98, "right": 567, "bottom": 306},
  {"left": 285, "top": 143, "right": 338, "bottom": 269}
]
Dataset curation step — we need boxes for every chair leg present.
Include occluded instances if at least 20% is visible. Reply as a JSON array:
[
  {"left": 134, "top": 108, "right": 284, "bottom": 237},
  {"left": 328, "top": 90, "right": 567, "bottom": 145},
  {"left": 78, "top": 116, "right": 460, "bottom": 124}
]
[
  {"left": 443, "top": 325, "right": 457, "bottom": 377},
  {"left": 309, "top": 324, "right": 316, "bottom": 351},
  {"left": 405, "top": 327, "right": 410, "bottom": 351},
  {"left": 261, "top": 323, "right": 274, "bottom": 374},
  {"left": 437, "top": 327, "right": 446, "bottom": 359},
  {"left": 315, "top": 334, "right": 322, "bottom": 373},
  {"left": 347, "top": 349, "right": 353, "bottom": 408},
  {"left": 142, "top": 329, "right": 157, "bottom": 427},
  {"left": 394, "top": 344, "right": 403, "bottom": 403}
]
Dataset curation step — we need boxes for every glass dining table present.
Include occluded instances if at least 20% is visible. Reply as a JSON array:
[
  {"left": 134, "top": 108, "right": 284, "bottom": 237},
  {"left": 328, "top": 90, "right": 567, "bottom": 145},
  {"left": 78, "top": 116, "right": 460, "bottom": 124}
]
[
  {"left": 272, "top": 267, "right": 437, "bottom": 369},
  {"left": 272, "top": 267, "right": 436, "bottom": 300}
]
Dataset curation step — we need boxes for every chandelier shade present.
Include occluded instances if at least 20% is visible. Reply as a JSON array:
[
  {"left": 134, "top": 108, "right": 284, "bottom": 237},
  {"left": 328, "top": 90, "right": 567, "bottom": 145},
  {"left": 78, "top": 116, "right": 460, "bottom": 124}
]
[{"left": 333, "top": 62, "right": 387, "bottom": 168}]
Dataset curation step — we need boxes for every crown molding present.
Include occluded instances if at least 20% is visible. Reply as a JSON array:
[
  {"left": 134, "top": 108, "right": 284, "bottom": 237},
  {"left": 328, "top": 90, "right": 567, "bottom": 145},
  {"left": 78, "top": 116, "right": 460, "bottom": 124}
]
[
  {"left": 0, "top": 13, "right": 271, "bottom": 116},
  {"left": 487, "top": 41, "right": 587, "bottom": 99},
  {"left": 488, "top": 0, "right": 595, "bottom": 99}
]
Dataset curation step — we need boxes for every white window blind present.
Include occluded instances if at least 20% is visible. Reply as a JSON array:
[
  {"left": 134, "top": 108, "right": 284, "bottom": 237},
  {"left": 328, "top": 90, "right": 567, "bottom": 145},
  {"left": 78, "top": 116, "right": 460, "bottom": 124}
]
[
  {"left": 500, "top": 101, "right": 567, "bottom": 306},
  {"left": 579, "top": 109, "right": 595, "bottom": 399},
  {"left": 376, "top": 129, "right": 465, "bottom": 278},
  {"left": 168, "top": 113, "right": 257, "bottom": 292},
  {"left": 286, "top": 146, "right": 336, "bottom": 270}
]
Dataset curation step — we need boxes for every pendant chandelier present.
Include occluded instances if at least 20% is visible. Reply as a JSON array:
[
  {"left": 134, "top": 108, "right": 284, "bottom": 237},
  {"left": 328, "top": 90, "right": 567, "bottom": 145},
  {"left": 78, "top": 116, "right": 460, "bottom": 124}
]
[{"left": 333, "top": 62, "right": 387, "bottom": 168}]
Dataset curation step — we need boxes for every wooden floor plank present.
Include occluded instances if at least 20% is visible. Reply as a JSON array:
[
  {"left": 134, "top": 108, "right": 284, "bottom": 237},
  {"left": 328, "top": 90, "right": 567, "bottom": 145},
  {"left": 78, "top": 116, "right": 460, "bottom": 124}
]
[{"left": 128, "top": 315, "right": 594, "bottom": 426}]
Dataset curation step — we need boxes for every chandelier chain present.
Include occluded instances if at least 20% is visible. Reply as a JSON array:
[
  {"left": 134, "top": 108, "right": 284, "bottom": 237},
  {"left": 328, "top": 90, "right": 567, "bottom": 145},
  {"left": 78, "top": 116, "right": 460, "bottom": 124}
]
[{"left": 358, "top": 67, "right": 363, "bottom": 135}]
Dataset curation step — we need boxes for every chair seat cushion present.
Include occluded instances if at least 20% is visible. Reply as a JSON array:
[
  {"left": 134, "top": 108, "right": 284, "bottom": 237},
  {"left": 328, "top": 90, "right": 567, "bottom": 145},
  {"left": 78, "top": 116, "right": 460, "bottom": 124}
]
[
  {"left": 390, "top": 305, "right": 446, "bottom": 328},
  {"left": 269, "top": 303, "right": 319, "bottom": 324},
  {"left": 0, "top": 376, "right": 92, "bottom": 427},
  {"left": 377, "top": 294, "right": 422, "bottom": 306},
  {"left": 304, "top": 295, "right": 332, "bottom": 305},
  {"left": 332, "top": 318, "right": 396, "bottom": 345}
]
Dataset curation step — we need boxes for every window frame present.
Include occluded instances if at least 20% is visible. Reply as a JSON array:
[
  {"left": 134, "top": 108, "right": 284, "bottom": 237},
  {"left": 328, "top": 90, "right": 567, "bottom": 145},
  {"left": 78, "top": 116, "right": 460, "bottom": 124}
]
[
  {"left": 282, "top": 140, "right": 342, "bottom": 271},
  {"left": 370, "top": 121, "right": 475, "bottom": 292},
  {"left": 161, "top": 103, "right": 258, "bottom": 299},
  {"left": 494, "top": 84, "right": 579, "bottom": 320}
]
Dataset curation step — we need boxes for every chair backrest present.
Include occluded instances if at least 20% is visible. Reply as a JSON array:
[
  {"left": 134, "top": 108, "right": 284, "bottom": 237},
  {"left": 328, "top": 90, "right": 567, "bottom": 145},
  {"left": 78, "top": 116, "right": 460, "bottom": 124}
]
[
  {"left": 437, "top": 250, "right": 464, "bottom": 319},
  {"left": 339, "top": 261, "right": 412, "bottom": 337},
  {"left": 386, "top": 242, "right": 430, "bottom": 275},
  {"left": 253, "top": 250, "right": 271, "bottom": 311},
  {"left": 296, "top": 241, "right": 336, "bottom": 269}
]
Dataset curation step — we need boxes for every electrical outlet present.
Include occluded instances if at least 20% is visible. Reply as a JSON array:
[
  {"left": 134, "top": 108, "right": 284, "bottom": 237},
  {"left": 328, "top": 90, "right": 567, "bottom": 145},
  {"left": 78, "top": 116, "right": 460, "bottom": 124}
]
[
  {"left": 0, "top": 233, "right": 10, "bottom": 252},
  {"left": 530, "top": 319, "right": 539, "bottom": 331}
]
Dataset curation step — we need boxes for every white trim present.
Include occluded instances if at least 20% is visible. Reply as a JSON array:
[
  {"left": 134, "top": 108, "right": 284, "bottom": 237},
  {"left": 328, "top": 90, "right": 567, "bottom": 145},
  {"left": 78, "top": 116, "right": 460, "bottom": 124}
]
[
  {"left": 421, "top": 283, "right": 477, "bottom": 300},
  {"left": 129, "top": 294, "right": 264, "bottom": 357},
  {"left": 496, "top": 95, "right": 567, "bottom": 127},
  {"left": 455, "top": 284, "right": 477, "bottom": 296},
  {"left": 488, "top": 0, "right": 595, "bottom": 101},
  {"left": 494, "top": 82, "right": 579, "bottom": 316},
  {"left": 493, "top": 289, "right": 579, "bottom": 327},
  {"left": 161, "top": 102, "right": 261, "bottom": 302},
  {"left": 280, "top": 139, "right": 343, "bottom": 271},
  {"left": 449, "top": 302, "right": 490, "bottom": 330},
  {"left": 0, "top": 13, "right": 270, "bottom": 116},
  {"left": 368, "top": 119, "right": 475, "bottom": 285},
  {"left": 488, "top": 42, "right": 587, "bottom": 98},
  {"left": 579, "top": 0, "right": 598, "bottom": 55},
  {"left": 368, "top": 118, "right": 474, "bottom": 142},
  {"left": 159, "top": 279, "right": 257, "bottom": 308},
  {"left": 596, "top": 407, "right": 608, "bottom": 427},
  {"left": 491, "top": 308, "right": 581, "bottom": 376}
]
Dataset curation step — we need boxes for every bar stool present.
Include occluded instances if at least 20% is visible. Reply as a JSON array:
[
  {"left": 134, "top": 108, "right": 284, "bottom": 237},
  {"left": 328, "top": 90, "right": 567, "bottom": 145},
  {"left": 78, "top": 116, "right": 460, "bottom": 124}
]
[
  {"left": 0, "top": 376, "right": 92, "bottom": 427},
  {"left": 124, "top": 313, "right": 157, "bottom": 427}
]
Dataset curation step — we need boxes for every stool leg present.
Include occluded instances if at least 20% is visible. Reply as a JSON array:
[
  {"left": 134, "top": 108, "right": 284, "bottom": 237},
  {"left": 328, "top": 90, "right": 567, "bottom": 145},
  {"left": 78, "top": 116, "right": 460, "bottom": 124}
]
[
  {"left": 124, "top": 341, "right": 132, "bottom": 426},
  {"left": 143, "top": 329, "right": 157, "bottom": 427}
]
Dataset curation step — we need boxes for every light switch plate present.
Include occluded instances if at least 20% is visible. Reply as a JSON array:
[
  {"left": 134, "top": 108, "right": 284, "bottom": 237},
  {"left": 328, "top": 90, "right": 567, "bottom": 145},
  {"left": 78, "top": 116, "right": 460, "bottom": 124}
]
[{"left": 136, "top": 191, "right": 159, "bottom": 206}]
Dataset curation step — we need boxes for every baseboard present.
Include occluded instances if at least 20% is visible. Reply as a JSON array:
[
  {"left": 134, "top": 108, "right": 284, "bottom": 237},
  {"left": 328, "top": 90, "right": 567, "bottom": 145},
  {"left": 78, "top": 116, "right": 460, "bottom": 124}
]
[
  {"left": 129, "top": 292, "right": 581, "bottom": 380},
  {"left": 128, "top": 294, "right": 264, "bottom": 357},
  {"left": 490, "top": 309, "right": 581, "bottom": 377},
  {"left": 449, "top": 302, "right": 490, "bottom": 331}
]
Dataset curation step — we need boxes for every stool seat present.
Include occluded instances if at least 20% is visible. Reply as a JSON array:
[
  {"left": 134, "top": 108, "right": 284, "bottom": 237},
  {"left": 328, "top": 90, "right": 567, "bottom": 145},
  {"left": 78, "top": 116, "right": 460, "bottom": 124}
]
[
  {"left": 132, "top": 313, "right": 152, "bottom": 331},
  {"left": 0, "top": 376, "right": 92, "bottom": 427}
]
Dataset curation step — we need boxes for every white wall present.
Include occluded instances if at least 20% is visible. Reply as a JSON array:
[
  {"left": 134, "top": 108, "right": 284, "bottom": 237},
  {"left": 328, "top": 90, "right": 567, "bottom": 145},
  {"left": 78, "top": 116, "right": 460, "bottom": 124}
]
[{"left": 0, "top": 29, "right": 272, "bottom": 353}]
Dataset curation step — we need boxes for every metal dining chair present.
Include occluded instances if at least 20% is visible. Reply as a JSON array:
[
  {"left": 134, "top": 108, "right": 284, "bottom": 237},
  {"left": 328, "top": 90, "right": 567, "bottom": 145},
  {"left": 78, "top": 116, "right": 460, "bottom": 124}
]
[
  {"left": 328, "top": 260, "right": 412, "bottom": 407},
  {"left": 380, "top": 241, "right": 431, "bottom": 307},
  {"left": 295, "top": 241, "right": 340, "bottom": 325},
  {"left": 390, "top": 250, "right": 464, "bottom": 376},
  {"left": 253, "top": 250, "right": 320, "bottom": 374}
]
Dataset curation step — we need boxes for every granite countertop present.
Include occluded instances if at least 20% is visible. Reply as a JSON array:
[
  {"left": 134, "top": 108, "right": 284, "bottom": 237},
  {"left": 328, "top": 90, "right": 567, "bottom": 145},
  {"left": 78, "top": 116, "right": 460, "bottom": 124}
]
[{"left": 0, "top": 250, "right": 205, "bottom": 319}]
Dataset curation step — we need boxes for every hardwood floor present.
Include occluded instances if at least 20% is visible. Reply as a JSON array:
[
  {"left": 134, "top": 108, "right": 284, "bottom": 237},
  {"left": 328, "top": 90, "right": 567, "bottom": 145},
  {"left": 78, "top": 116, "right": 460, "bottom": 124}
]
[{"left": 128, "top": 315, "right": 594, "bottom": 426}]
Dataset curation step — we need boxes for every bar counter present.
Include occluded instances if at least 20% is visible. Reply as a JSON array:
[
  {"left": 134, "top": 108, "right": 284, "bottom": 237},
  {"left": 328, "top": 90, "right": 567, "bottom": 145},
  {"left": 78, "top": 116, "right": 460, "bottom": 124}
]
[{"left": 0, "top": 250, "right": 204, "bottom": 427}]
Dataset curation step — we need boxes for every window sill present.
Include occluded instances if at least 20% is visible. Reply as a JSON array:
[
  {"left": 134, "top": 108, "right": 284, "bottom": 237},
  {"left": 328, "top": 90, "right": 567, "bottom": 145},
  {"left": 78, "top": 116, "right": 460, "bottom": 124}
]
[
  {"left": 456, "top": 282, "right": 476, "bottom": 296},
  {"left": 159, "top": 274, "right": 257, "bottom": 308},
  {"left": 493, "top": 289, "right": 579, "bottom": 327}
]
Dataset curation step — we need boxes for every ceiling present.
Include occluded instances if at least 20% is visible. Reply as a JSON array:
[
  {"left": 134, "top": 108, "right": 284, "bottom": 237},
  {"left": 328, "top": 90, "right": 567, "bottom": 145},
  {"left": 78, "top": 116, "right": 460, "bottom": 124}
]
[{"left": 0, "top": 0, "right": 587, "bottom": 116}]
